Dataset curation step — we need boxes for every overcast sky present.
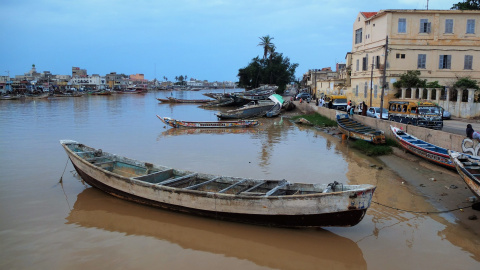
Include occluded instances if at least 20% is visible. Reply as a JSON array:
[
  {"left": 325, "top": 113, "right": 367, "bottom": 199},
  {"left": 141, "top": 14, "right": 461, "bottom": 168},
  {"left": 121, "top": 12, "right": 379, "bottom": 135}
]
[{"left": 0, "top": 0, "right": 456, "bottom": 82}]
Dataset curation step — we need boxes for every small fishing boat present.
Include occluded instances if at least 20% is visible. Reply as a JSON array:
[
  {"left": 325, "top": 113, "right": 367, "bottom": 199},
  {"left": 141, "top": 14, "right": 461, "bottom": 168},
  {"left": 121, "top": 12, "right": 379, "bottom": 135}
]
[
  {"left": 391, "top": 126, "right": 453, "bottom": 169},
  {"left": 265, "top": 94, "right": 284, "bottom": 117},
  {"left": 60, "top": 140, "right": 376, "bottom": 227},
  {"left": 0, "top": 95, "right": 22, "bottom": 100},
  {"left": 157, "top": 115, "right": 259, "bottom": 128},
  {"left": 336, "top": 114, "right": 385, "bottom": 144},
  {"left": 216, "top": 100, "right": 275, "bottom": 120},
  {"left": 448, "top": 151, "right": 480, "bottom": 198}
]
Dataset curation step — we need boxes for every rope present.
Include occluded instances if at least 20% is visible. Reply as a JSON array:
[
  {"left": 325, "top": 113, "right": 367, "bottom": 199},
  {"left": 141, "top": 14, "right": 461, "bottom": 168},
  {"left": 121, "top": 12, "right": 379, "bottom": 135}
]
[
  {"left": 372, "top": 200, "right": 472, "bottom": 214},
  {"left": 59, "top": 158, "right": 69, "bottom": 183}
]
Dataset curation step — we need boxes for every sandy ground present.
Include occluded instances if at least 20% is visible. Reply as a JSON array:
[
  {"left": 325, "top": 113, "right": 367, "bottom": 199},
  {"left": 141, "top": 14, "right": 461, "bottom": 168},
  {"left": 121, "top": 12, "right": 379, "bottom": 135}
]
[{"left": 288, "top": 102, "right": 480, "bottom": 236}]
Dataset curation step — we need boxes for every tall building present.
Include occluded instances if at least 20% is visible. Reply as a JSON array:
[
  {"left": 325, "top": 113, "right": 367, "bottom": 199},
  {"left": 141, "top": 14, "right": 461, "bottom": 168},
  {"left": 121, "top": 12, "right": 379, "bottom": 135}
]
[
  {"left": 347, "top": 9, "right": 480, "bottom": 107},
  {"left": 72, "top": 67, "right": 87, "bottom": 78}
]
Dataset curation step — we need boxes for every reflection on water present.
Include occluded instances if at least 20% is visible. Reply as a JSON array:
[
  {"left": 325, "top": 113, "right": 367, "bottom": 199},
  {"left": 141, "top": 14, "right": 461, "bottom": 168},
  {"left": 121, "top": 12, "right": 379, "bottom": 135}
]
[
  {"left": 67, "top": 188, "right": 367, "bottom": 270},
  {"left": 1, "top": 91, "right": 480, "bottom": 270}
]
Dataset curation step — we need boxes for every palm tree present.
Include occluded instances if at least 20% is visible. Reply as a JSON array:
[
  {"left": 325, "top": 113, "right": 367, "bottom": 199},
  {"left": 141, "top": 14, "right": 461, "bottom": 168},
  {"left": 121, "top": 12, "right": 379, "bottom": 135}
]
[{"left": 258, "top": 35, "right": 274, "bottom": 59}]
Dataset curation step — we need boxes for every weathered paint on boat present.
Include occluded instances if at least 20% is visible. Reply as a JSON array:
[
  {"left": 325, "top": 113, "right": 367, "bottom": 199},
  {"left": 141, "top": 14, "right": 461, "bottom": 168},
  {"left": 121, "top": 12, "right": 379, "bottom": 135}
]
[
  {"left": 336, "top": 114, "right": 385, "bottom": 144},
  {"left": 60, "top": 140, "right": 376, "bottom": 227},
  {"left": 391, "top": 126, "right": 454, "bottom": 169},
  {"left": 157, "top": 115, "right": 259, "bottom": 128},
  {"left": 448, "top": 151, "right": 480, "bottom": 198}
]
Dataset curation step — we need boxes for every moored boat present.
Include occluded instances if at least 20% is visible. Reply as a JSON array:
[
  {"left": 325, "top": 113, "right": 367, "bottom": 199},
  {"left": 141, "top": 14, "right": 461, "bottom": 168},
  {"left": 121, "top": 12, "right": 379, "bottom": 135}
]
[
  {"left": 391, "top": 126, "right": 453, "bottom": 169},
  {"left": 216, "top": 100, "right": 275, "bottom": 120},
  {"left": 448, "top": 150, "right": 480, "bottom": 198},
  {"left": 157, "top": 115, "right": 259, "bottom": 128},
  {"left": 60, "top": 140, "right": 376, "bottom": 227},
  {"left": 336, "top": 114, "right": 385, "bottom": 144}
]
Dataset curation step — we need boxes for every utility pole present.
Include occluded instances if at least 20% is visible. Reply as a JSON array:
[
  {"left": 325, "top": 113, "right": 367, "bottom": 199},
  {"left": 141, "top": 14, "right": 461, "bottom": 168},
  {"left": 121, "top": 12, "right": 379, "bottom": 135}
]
[
  {"left": 369, "top": 56, "right": 374, "bottom": 107},
  {"left": 380, "top": 36, "right": 388, "bottom": 119}
]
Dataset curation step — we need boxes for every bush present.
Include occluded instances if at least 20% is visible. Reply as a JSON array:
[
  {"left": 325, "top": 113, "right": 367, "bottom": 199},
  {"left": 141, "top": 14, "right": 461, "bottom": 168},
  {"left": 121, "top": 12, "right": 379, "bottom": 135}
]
[
  {"left": 291, "top": 113, "right": 337, "bottom": 127},
  {"left": 351, "top": 140, "right": 393, "bottom": 156}
]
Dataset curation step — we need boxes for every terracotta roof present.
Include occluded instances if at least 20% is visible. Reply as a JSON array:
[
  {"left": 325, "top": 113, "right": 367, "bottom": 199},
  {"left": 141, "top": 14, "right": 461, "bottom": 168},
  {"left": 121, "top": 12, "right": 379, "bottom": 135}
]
[{"left": 361, "top": 12, "right": 377, "bottom": 19}]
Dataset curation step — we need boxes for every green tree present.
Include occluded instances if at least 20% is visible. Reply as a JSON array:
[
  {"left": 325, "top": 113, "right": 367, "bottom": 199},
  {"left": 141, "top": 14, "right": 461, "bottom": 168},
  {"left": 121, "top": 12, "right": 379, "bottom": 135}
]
[
  {"left": 393, "top": 70, "right": 426, "bottom": 89},
  {"left": 451, "top": 0, "right": 480, "bottom": 9},
  {"left": 258, "top": 35, "right": 275, "bottom": 60},
  {"left": 453, "top": 77, "right": 480, "bottom": 90}
]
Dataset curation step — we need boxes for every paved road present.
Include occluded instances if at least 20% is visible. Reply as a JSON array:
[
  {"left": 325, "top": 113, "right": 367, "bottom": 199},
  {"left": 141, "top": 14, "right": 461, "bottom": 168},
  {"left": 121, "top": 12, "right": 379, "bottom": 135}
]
[{"left": 443, "top": 117, "right": 480, "bottom": 136}]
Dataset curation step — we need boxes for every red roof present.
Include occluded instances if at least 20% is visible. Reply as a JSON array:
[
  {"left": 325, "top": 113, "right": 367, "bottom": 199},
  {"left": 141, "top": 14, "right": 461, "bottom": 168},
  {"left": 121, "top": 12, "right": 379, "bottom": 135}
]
[{"left": 361, "top": 12, "right": 377, "bottom": 19}]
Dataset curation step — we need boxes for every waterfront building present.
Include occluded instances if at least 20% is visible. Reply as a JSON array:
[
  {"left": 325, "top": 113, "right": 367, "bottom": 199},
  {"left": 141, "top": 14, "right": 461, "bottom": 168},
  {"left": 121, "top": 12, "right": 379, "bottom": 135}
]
[
  {"left": 69, "top": 74, "right": 106, "bottom": 90},
  {"left": 346, "top": 9, "right": 480, "bottom": 113},
  {"left": 72, "top": 67, "right": 87, "bottom": 78}
]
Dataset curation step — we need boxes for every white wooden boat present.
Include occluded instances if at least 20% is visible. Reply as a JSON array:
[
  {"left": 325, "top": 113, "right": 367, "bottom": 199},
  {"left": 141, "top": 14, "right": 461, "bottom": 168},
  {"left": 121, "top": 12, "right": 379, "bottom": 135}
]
[
  {"left": 157, "top": 115, "right": 259, "bottom": 128},
  {"left": 60, "top": 140, "right": 376, "bottom": 227},
  {"left": 448, "top": 151, "right": 480, "bottom": 198}
]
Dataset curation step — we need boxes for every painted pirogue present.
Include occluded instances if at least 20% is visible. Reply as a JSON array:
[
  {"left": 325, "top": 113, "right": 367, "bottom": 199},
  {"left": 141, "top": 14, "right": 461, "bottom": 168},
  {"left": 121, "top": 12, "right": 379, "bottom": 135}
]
[
  {"left": 60, "top": 140, "right": 376, "bottom": 227},
  {"left": 157, "top": 115, "right": 259, "bottom": 128},
  {"left": 336, "top": 114, "right": 386, "bottom": 144}
]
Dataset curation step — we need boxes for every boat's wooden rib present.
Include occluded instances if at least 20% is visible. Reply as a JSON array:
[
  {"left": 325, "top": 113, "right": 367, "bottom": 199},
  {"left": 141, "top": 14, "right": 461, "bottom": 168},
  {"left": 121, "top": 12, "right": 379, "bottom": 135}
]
[
  {"left": 448, "top": 150, "right": 480, "bottom": 199},
  {"left": 157, "top": 173, "right": 198, "bottom": 186},
  {"left": 391, "top": 126, "right": 454, "bottom": 169},
  {"left": 219, "top": 179, "right": 249, "bottom": 193},
  {"left": 60, "top": 140, "right": 376, "bottom": 227},
  {"left": 184, "top": 177, "right": 222, "bottom": 190},
  {"left": 265, "top": 180, "right": 289, "bottom": 197},
  {"left": 238, "top": 180, "right": 268, "bottom": 194},
  {"left": 336, "top": 114, "right": 386, "bottom": 144}
]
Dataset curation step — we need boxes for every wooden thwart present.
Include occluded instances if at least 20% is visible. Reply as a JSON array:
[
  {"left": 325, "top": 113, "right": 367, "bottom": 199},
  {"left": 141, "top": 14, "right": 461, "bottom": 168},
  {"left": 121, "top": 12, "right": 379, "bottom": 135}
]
[
  {"left": 218, "top": 179, "right": 248, "bottom": 193},
  {"left": 157, "top": 173, "right": 198, "bottom": 186},
  {"left": 184, "top": 177, "right": 222, "bottom": 190}
]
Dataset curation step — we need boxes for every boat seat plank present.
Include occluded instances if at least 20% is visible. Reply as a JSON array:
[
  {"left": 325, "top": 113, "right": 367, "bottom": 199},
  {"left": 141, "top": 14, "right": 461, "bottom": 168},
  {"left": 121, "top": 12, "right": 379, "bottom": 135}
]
[
  {"left": 464, "top": 166, "right": 480, "bottom": 170},
  {"left": 184, "top": 177, "right": 221, "bottom": 190},
  {"left": 94, "top": 160, "right": 115, "bottom": 166},
  {"left": 471, "top": 174, "right": 480, "bottom": 178},
  {"left": 237, "top": 180, "right": 267, "bottom": 194},
  {"left": 218, "top": 179, "right": 248, "bottom": 193},
  {"left": 264, "top": 180, "right": 290, "bottom": 197},
  {"left": 157, "top": 173, "right": 198, "bottom": 186}
]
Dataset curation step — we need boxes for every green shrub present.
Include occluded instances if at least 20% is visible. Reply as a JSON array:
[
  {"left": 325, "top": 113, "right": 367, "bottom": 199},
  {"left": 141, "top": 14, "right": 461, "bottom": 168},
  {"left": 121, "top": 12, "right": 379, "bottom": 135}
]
[
  {"left": 292, "top": 113, "right": 337, "bottom": 127},
  {"left": 352, "top": 140, "right": 393, "bottom": 156}
]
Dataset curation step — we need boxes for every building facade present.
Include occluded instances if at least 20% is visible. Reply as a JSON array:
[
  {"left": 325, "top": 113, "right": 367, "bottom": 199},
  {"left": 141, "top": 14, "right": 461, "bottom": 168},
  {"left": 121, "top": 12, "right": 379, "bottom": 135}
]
[{"left": 348, "top": 9, "right": 480, "bottom": 109}]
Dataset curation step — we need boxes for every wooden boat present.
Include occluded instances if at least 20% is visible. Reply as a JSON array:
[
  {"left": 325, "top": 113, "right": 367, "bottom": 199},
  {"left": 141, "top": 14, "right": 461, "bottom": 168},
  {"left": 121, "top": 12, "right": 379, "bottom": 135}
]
[
  {"left": 265, "top": 94, "right": 284, "bottom": 117},
  {"left": 0, "top": 95, "right": 22, "bottom": 100},
  {"left": 156, "top": 97, "right": 212, "bottom": 103},
  {"left": 60, "top": 140, "right": 376, "bottom": 227},
  {"left": 448, "top": 150, "right": 480, "bottom": 198},
  {"left": 157, "top": 115, "right": 259, "bottom": 128},
  {"left": 391, "top": 126, "right": 453, "bottom": 169},
  {"left": 336, "top": 114, "right": 385, "bottom": 144},
  {"left": 216, "top": 100, "right": 275, "bottom": 120}
]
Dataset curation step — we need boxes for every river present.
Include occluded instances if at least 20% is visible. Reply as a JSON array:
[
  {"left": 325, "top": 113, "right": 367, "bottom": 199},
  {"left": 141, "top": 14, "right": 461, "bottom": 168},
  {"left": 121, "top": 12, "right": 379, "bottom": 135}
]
[{"left": 0, "top": 90, "right": 479, "bottom": 270}]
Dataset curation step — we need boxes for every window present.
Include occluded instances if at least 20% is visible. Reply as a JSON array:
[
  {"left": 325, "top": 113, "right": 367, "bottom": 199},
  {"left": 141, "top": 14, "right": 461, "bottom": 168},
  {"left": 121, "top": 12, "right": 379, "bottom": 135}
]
[
  {"left": 420, "top": 19, "right": 431, "bottom": 33},
  {"left": 355, "top": 28, "right": 363, "bottom": 44},
  {"left": 356, "top": 59, "right": 359, "bottom": 71},
  {"left": 467, "top": 19, "right": 475, "bottom": 34},
  {"left": 376, "top": 55, "right": 381, "bottom": 69},
  {"left": 445, "top": 19, "right": 453, "bottom": 33},
  {"left": 374, "top": 85, "right": 378, "bottom": 98},
  {"left": 439, "top": 55, "right": 451, "bottom": 69},
  {"left": 417, "top": 54, "right": 426, "bottom": 69},
  {"left": 398, "top": 18, "right": 406, "bottom": 33},
  {"left": 362, "top": 57, "right": 368, "bottom": 71},
  {"left": 355, "top": 85, "right": 359, "bottom": 96},
  {"left": 396, "top": 54, "right": 405, "bottom": 59},
  {"left": 465, "top": 55, "right": 473, "bottom": 70},
  {"left": 364, "top": 82, "right": 368, "bottom": 98}
]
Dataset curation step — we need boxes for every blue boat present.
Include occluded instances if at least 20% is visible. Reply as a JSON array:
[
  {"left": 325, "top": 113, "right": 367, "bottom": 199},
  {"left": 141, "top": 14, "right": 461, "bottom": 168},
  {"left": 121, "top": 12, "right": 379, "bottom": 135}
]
[{"left": 390, "top": 125, "right": 453, "bottom": 169}]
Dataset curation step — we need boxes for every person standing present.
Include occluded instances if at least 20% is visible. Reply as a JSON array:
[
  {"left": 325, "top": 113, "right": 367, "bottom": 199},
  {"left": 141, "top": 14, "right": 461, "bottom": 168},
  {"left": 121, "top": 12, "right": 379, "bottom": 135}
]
[{"left": 362, "top": 101, "right": 368, "bottom": 116}]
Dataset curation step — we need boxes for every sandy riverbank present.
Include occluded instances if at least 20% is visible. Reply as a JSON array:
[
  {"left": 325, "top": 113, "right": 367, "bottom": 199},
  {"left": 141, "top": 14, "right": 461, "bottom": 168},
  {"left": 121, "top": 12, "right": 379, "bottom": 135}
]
[{"left": 288, "top": 102, "right": 480, "bottom": 236}]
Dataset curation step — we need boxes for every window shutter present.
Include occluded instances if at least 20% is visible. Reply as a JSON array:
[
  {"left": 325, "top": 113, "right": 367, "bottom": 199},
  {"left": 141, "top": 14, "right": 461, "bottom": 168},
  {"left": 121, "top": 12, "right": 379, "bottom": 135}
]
[
  {"left": 447, "top": 55, "right": 451, "bottom": 69},
  {"left": 439, "top": 55, "right": 444, "bottom": 69}
]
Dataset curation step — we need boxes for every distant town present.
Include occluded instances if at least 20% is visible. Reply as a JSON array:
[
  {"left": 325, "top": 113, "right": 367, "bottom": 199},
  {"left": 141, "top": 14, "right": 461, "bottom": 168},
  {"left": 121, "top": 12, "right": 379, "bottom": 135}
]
[{"left": 0, "top": 65, "right": 238, "bottom": 93}]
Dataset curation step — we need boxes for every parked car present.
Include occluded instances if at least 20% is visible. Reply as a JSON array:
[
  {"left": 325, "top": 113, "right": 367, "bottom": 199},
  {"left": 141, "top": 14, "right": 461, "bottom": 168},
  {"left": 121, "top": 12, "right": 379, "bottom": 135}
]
[
  {"left": 367, "top": 107, "right": 389, "bottom": 119},
  {"left": 442, "top": 107, "right": 451, "bottom": 120},
  {"left": 296, "top": 92, "right": 311, "bottom": 102}
]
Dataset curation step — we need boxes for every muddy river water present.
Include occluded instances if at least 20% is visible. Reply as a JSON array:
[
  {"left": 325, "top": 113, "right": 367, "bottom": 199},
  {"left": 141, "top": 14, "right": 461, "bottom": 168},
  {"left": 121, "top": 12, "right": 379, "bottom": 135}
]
[{"left": 0, "top": 90, "right": 479, "bottom": 270}]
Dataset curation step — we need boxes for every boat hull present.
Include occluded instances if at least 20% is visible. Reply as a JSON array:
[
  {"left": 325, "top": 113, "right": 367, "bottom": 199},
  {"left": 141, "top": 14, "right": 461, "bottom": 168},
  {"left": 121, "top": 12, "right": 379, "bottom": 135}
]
[
  {"left": 336, "top": 114, "right": 385, "bottom": 144},
  {"left": 449, "top": 151, "right": 480, "bottom": 198},
  {"left": 61, "top": 140, "right": 376, "bottom": 227},
  {"left": 391, "top": 126, "right": 453, "bottom": 169},
  {"left": 157, "top": 116, "right": 259, "bottom": 128}
]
